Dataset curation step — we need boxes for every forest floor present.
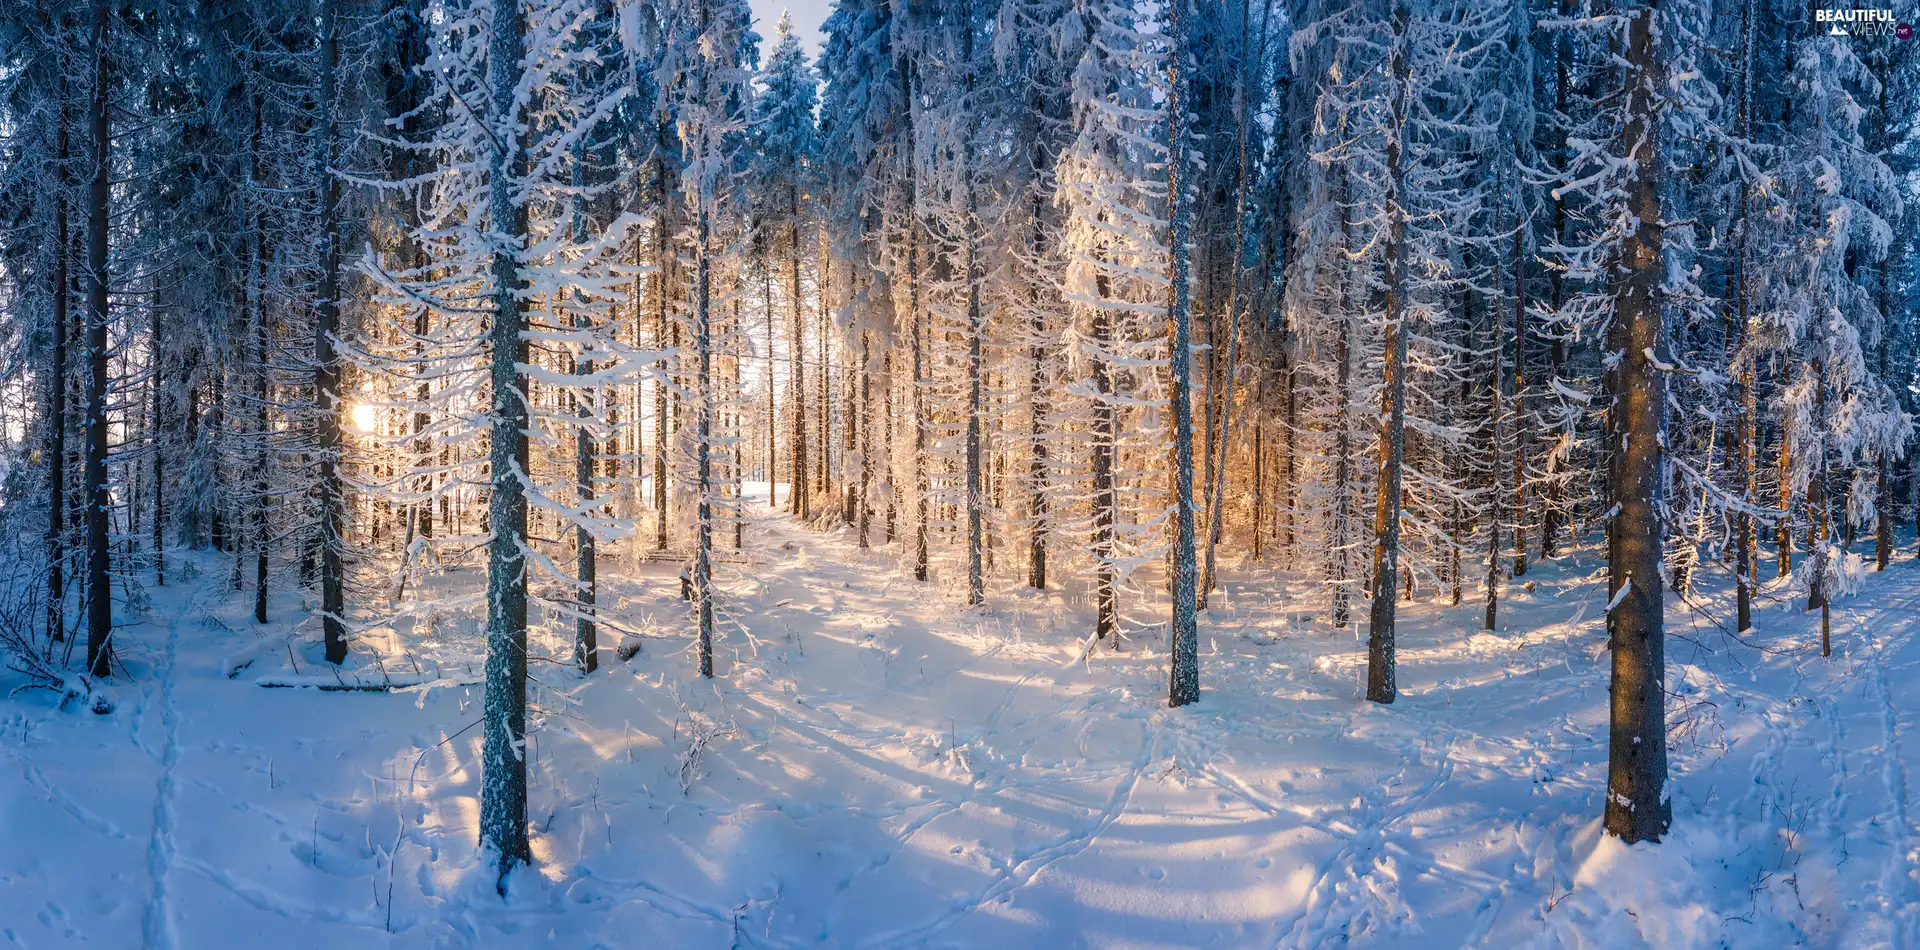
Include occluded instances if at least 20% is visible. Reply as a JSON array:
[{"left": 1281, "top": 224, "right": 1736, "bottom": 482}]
[{"left": 3, "top": 499, "right": 1917, "bottom": 949}]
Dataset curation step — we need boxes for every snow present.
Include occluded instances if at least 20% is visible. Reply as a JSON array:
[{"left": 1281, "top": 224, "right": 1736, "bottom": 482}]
[{"left": 5, "top": 508, "right": 1919, "bottom": 947}]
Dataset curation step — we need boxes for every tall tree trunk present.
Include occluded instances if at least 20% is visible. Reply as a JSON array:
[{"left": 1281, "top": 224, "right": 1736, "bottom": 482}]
[
  {"left": 902, "top": 67, "right": 928, "bottom": 582},
  {"left": 1025, "top": 370, "right": 1047, "bottom": 563},
  {"left": 1777, "top": 432, "right": 1792, "bottom": 578},
  {"left": 83, "top": 0, "right": 113, "bottom": 680},
  {"left": 1165, "top": 0, "right": 1200, "bottom": 708},
  {"left": 1251, "top": 387, "right": 1264, "bottom": 562},
  {"left": 765, "top": 264, "right": 776, "bottom": 509},
  {"left": 819, "top": 246, "right": 831, "bottom": 506},
  {"left": 315, "top": 0, "right": 347, "bottom": 664},
  {"left": 962, "top": 20, "right": 984, "bottom": 608},
  {"left": 1511, "top": 225, "right": 1529, "bottom": 578},
  {"left": 1808, "top": 361, "right": 1831, "bottom": 655},
  {"left": 883, "top": 350, "right": 896, "bottom": 542},
  {"left": 1733, "top": 260, "right": 1755, "bottom": 633},
  {"left": 694, "top": 185, "right": 715, "bottom": 679},
  {"left": 732, "top": 298, "right": 745, "bottom": 551},
  {"left": 789, "top": 217, "right": 808, "bottom": 520},
  {"left": 1603, "top": 0, "right": 1671, "bottom": 844},
  {"left": 1092, "top": 275, "right": 1118, "bottom": 647},
  {"left": 858, "top": 331, "right": 872, "bottom": 547},
  {"left": 480, "top": 0, "right": 532, "bottom": 886},
  {"left": 1485, "top": 240, "right": 1504, "bottom": 632},
  {"left": 1325, "top": 153, "right": 1360, "bottom": 625},
  {"left": 249, "top": 98, "right": 270, "bottom": 625},
  {"left": 1540, "top": 0, "right": 1572, "bottom": 562},
  {"left": 1730, "top": 0, "right": 1754, "bottom": 630},
  {"left": 47, "top": 42, "right": 69, "bottom": 645},
  {"left": 654, "top": 166, "right": 672, "bottom": 549},
  {"left": 1330, "top": 204, "right": 1355, "bottom": 630},
  {"left": 150, "top": 306, "right": 164, "bottom": 587},
  {"left": 573, "top": 164, "right": 597, "bottom": 676},
  {"left": 1282, "top": 337, "right": 1296, "bottom": 557},
  {"left": 1366, "top": 0, "right": 1411, "bottom": 705}
]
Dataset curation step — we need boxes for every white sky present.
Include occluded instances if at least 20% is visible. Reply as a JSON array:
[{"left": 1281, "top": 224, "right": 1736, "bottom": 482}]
[{"left": 750, "top": 0, "right": 834, "bottom": 62}]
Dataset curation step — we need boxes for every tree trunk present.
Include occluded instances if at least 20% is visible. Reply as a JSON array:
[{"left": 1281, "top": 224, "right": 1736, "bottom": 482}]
[
  {"left": 1329, "top": 192, "right": 1355, "bottom": 630},
  {"left": 1366, "top": 1, "right": 1411, "bottom": 704},
  {"left": 480, "top": 0, "right": 532, "bottom": 886},
  {"left": 789, "top": 217, "right": 808, "bottom": 521},
  {"left": 249, "top": 98, "right": 270, "bottom": 625},
  {"left": 1165, "top": 0, "right": 1200, "bottom": 708},
  {"left": 962, "top": 24, "right": 985, "bottom": 607},
  {"left": 1776, "top": 432, "right": 1792, "bottom": 578},
  {"left": 1092, "top": 275, "right": 1118, "bottom": 647},
  {"left": 859, "top": 331, "right": 872, "bottom": 547},
  {"left": 150, "top": 307, "right": 165, "bottom": 587},
  {"left": 1027, "top": 211, "right": 1048, "bottom": 590},
  {"left": 1511, "top": 225, "right": 1529, "bottom": 578},
  {"left": 1485, "top": 240, "right": 1504, "bottom": 633},
  {"left": 1602, "top": 0, "right": 1671, "bottom": 844},
  {"left": 819, "top": 247, "right": 831, "bottom": 506},
  {"left": 1734, "top": 258, "right": 1755, "bottom": 633},
  {"left": 695, "top": 192, "right": 715, "bottom": 679},
  {"left": 315, "top": 0, "right": 347, "bottom": 664},
  {"left": 901, "top": 65, "right": 929, "bottom": 583},
  {"left": 573, "top": 182, "right": 597, "bottom": 676},
  {"left": 655, "top": 164, "right": 672, "bottom": 549},
  {"left": 765, "top": 264, "right": 776, "bottom": 509},
  {"left": 83, "top": 0, "right": 113, "bottom": 680},
  {"left": 47, "top": 43, "right": 69, "bottom": 645}
]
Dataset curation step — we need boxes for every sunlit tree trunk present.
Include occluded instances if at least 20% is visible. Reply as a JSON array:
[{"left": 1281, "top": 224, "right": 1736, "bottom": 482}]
[
  {"left": 1602, "top": 0, "right": 1671, "bottom": 844},
  {"left": 1365, "top": 0, "right": 1411, "bottom": 705}
]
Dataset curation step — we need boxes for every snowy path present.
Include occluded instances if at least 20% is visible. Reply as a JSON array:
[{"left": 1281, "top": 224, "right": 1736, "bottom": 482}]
[
  {"left": 3, "top": 515, "right": 1920, "bottom": 948},
  {"left": 138, "top": 580, "right": 202, "bottom": 950}
]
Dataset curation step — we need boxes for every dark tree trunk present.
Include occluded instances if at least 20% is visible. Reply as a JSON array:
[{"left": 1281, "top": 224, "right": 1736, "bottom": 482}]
[
  {"left": 962, "top": 23, "right": 984, "bottom": 607},
  {"left": 695, "top": 184, "right": 715, "bottom": 679},
  {"left": 1366, "top": 1, "right": 1411, "bottom": 705},
  {"left": 480, "top": 0, "right": 532, "bottom": 887},
  {"left": 1603, "top": 0, "right": 1671, "bottom": 844},
  {"left": 1165, "top": 0, "right": 1200, "bottom": 708},
  {"left": 789, "top": 217, "right": 809, "bottom": 521},
  {"left": 315, "top": 0, "right": 347, "bottom": 664},
  {"left": 859, "top": 332, "right": 872, "bottom": 548},
  {"left": 1092, "top": 276, "right": 1118, "bottom": 648},
  {"left": 901, "top": 65, "right": 928, "bottom": 583},
  {"left": 83, "top": 0, "right": 113, "bottom": 680},
  {"left": 249, "top": 96, "right": 270, "bottom": 625},
  {"left": 1027, "top": 205, "right": 1048, "bottom": 589},
  {"left": 47, "top": 41, "right": 70, "bottom": 645}
]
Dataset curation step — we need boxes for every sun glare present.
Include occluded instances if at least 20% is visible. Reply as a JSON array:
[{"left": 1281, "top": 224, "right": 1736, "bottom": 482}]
[{"left": 349, "top": 403, "right": 378, "bottom": 434}]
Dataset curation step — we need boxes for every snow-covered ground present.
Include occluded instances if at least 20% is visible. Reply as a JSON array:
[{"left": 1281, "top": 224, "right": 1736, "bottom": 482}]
[{"left": 3, "top": 507, "right": 1917, "bottom": 948}]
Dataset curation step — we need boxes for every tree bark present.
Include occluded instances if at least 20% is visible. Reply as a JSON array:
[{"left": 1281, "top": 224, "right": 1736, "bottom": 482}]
[
  {"left": 249, "top": 97, "right": 270, "bottom": 625},
  {"left": 1165, "top": 0, "right": 1200, "bottom": 708},
  {"left": 962, "top": 17, "right": 985, "bottom": 608},
  {"left": 83, "top": 0, "right": 113, "bottom": 680},
  {"left": 789, "top": 216, "right": 809, "bottom": 521},
  {"left": 1092, "top": 275, "right": 1118, "bottom": 648},
  {"left": 1366, "top": 0, "right": 1411, "bottom": 705},
  {"left": 1603, "top": 0, "right": 1671, "bottom": 844},
  {"left": 47, "top": 37, "right": 69, "bottom": 645},
  {"left": 315, "top": 0, "right": 347, "bottom": 664},
  {"left": 695, "top": 177, "right": 715, "bottom": 679},
  {"left": 480, "top": 0, "right": 532, "bottom": 886}
]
